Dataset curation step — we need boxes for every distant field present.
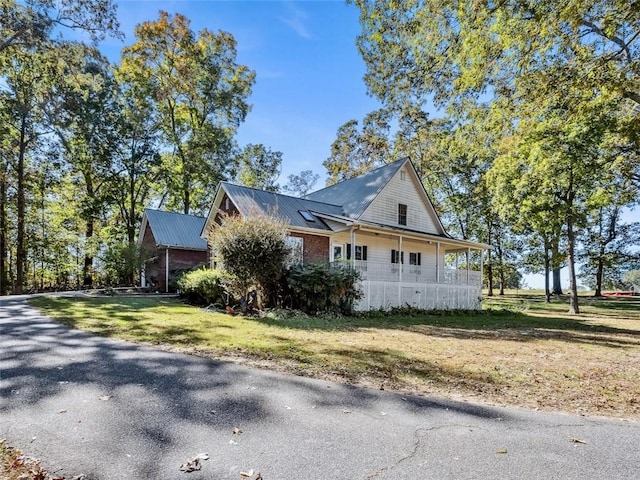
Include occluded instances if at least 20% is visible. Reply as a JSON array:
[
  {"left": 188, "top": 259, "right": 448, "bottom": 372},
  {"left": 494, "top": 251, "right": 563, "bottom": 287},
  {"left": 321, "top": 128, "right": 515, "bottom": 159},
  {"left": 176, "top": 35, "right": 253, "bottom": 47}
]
[{"left": 31, "top": 293, "right": 640, "bottom": 421}]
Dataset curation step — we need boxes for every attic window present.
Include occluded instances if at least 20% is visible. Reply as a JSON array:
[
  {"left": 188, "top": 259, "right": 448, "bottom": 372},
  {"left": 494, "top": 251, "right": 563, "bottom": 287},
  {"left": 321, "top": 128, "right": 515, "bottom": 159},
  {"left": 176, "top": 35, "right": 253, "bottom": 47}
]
[
  {"left": 299, "top": 210, "right": 316, "bottom": 222},
  {"left": 400, "top": 171, "right": 406, "bottom": 181}
]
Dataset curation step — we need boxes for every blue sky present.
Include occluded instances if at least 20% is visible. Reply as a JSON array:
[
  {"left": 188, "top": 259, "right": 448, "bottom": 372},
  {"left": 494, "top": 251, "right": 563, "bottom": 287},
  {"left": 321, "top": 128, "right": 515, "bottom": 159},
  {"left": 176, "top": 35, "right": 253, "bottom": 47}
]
[{"left": 100, "top": 0, "right": 381, "bottom": 186}]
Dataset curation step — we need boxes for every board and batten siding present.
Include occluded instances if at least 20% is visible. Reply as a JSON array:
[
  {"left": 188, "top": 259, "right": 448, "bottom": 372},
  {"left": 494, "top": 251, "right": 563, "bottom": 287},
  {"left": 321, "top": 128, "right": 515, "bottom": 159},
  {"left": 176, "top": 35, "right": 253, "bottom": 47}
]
[{"left": 360, "top": 164, "right": 442, "bottom": 235}]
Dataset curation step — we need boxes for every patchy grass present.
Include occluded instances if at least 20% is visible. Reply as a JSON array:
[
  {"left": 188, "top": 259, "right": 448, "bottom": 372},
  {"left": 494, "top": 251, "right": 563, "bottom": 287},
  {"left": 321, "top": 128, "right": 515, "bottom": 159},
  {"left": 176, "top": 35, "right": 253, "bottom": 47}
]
[{"left": 30, "top": 294, "right": 640, "bottom": 421}]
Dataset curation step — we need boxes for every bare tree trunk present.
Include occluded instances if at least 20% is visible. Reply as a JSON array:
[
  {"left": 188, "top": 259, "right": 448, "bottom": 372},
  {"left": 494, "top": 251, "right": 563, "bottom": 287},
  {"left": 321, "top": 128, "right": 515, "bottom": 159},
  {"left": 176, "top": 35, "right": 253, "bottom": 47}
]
[
  {"left": 15, "top": 117, "right": 27, "bottom": 294},
  {"left": 551, "top": 237, "right": 563, "bottom": 295},
  {"left": 567, "top": 213, "right": 580, "bottom": 314},
  {"left": 594, "top": 247, "right": 605, "bottom": 297},
  {"left": 83, "top": 219, "right": 94, "bottom": 287},
  {"left": 544, "top": 240, "right": 551, "bottom": 303},
  {"left": 0, "top": 163, "right": 8, "bottom": 295}
]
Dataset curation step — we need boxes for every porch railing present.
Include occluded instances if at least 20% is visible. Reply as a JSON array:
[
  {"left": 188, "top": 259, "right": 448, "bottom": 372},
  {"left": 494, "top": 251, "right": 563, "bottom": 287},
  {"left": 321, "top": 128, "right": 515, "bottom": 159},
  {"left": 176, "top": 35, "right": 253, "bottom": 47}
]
[{"left": 330, "top": 261, "right": 482, "bottom": 286}]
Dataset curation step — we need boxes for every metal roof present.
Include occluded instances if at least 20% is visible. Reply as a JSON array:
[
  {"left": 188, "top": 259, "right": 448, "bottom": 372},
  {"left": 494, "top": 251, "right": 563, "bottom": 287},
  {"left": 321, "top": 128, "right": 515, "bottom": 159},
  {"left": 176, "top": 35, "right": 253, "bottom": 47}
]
[
  {"left": 221, "top": 183, "right": 343, "bottom": 231},
  {"left": 144, "top": 209, "right": 207, "bottom": 250},
  {"left": 304, "top": 158, "right": 407, "bottom": 218}
]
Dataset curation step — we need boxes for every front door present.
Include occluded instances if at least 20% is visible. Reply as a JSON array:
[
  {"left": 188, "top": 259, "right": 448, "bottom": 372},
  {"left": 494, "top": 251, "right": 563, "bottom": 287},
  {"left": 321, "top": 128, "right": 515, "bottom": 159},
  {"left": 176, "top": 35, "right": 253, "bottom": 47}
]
[{"left": 332, "top": 243, "right": 345, "bottom": 262}]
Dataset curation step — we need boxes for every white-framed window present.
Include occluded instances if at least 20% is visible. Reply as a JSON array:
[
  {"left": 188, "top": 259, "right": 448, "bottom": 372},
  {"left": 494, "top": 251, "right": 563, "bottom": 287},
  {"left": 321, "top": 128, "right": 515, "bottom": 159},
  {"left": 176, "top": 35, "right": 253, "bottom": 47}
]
[
  {"left": 285, "top": 236, "right": 304, "bottom": 266},
  {"left": 398, "top": 203, "right": 407, "bottom": 226},
  {"left": 332, "top": 243, "right": 345, "bottom": 262}
]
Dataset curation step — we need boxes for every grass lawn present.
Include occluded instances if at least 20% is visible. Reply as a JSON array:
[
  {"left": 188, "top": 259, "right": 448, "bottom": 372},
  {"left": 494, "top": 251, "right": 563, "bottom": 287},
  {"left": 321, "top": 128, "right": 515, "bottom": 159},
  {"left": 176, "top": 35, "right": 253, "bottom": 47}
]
[{"left": 30, "top": 293, "right": 640, "bottom": 421}]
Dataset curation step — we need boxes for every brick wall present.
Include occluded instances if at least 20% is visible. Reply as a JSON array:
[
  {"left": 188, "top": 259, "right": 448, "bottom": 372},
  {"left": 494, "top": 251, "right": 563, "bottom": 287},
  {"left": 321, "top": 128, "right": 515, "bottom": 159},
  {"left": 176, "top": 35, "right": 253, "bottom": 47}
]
[
  {"left": 288, "top": 232, "right": 329, "bottom": 264},
  {"left": 156, "top": 248, "right": 208, "bottom": 292}
]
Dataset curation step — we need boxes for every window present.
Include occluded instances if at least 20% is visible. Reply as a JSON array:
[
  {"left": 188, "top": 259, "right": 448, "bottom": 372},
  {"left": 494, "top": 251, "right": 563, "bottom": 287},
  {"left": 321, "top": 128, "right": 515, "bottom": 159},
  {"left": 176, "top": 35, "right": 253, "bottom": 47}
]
[
  {"left": 285, "top": 236, "right": 304, "bottom": 266},
  {"left": 332, "top": 244, "right": 345, "bottom": 261},
  {"left": 409, "top": 252, "right": 422, "bottom": 266},
  {"left": 391, "top": 249, "right": 404, "bottom": 264},
  {"left": 346, "top": 244, "right": 368, "bottom": 261},
  {"left": 400, "top": 170, "right": 406, "bottom": 181},
  {"left": 398, "top": 203, "right": 407, "bottom": 226},
  {"left": 298, "top": 210, "right": 316, "bottom": 222}
]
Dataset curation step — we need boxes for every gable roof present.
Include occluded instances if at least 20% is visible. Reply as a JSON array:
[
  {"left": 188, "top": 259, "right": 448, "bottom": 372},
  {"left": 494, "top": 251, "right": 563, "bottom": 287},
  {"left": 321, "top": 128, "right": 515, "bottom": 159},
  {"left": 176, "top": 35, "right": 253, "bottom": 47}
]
[
  {"left": 214, "top": 182, "right": 343, "bottom": 231},
  {"left": 142, "top": 209, "right": 207, "bottom": 250},
  {"left": 303, "top": 158, "right": 406, "bottom": 218}
]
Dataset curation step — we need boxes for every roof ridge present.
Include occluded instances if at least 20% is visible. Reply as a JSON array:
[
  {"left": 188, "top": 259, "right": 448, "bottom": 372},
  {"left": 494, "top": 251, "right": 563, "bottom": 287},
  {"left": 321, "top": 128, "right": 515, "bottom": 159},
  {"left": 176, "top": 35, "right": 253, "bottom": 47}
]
[
  {"left": 305, "top": 157, "right": 408, "bottom": 198},
  {"left": 223, "top": 181, "right": 343, "bottom": 209},
  {"left": 145, "top": 208, "right": 205, "bottom": 219}
]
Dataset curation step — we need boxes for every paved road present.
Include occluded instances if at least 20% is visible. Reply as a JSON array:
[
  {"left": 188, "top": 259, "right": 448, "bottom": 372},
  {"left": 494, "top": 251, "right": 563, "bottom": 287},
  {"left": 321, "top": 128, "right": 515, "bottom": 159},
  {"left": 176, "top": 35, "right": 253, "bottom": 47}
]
[{"left": 2, "top": 296, "right": 639, "bottom": 479}]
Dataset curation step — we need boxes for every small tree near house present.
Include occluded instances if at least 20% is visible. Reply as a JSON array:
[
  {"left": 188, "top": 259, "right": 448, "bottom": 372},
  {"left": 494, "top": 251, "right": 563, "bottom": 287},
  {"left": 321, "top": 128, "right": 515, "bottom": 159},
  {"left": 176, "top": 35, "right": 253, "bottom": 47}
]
[{"left": 208, "top": 213, "right": 289, "bottom": 307}]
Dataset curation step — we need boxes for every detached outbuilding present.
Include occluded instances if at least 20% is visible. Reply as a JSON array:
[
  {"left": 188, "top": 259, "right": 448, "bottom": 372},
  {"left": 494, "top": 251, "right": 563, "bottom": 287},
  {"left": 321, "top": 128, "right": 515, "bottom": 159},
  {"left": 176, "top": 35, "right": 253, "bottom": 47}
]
[{"left": 138, "top": 209, "right": 208, "bottom": 292}]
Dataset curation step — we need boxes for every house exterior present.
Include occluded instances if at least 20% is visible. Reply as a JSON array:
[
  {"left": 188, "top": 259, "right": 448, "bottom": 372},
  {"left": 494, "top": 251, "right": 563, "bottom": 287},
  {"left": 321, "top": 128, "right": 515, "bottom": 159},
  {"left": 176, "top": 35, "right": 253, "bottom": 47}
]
[
  {"left": 138, "top": 209, "right": 208, "bottom": 292},
  {"left": 202, "top": 158, "right": 490, "bottom": 310}
]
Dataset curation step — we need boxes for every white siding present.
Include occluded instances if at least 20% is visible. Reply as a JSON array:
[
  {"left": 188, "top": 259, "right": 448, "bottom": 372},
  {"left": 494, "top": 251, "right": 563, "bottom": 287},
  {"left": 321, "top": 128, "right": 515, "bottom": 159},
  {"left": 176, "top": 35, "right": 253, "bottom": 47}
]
[{"left": 360, "top": 164, "right": 443, "bottom": 235}]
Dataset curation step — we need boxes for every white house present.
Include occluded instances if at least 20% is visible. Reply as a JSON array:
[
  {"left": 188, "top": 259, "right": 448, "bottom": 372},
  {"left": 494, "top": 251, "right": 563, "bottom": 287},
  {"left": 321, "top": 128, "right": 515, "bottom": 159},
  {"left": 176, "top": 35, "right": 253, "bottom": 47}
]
[{"left": 203, "top": 158, "right": 490, "bottom": 310}]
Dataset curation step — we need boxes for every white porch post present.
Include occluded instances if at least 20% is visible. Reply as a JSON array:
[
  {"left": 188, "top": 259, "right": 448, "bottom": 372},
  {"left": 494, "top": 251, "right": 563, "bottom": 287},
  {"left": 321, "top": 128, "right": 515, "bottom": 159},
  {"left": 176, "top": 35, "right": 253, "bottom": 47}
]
[
  {"left": 480, "top": 248, "right": 484, "bottom": 289},
  {"left": 436, "top": 242, "right": 440, "bottom": 283},
  {"left": 165, "top": 248, "right": 169, "bottom": 293},
  {"left": 350, "top": 227, "right": 356, "bottom": 265},
  {"left": 466, "top": 247, "right": 470, "bottom": 285},
  {"left": 141, "top": 263, "right": 146, "bottom": 287}
]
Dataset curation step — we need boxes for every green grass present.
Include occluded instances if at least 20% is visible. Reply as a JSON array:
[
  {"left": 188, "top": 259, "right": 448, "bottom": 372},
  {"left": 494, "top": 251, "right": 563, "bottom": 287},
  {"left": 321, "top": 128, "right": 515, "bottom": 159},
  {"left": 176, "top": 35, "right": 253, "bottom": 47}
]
[{"left": 30, "top": 293, "right": 640, "bottom": 420}]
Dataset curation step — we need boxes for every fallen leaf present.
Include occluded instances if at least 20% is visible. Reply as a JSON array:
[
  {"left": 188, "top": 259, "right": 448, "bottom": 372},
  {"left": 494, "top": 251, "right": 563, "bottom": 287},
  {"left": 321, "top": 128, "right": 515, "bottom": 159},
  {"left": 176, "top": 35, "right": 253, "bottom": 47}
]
[
  {"left": 229, "top": 440, "right": 238, "bottom": 445},
  {"left": 99, "top": 395, "right": 112, "bottom": 401},
  {"left": 239, "top": 469, "right": 254, "bottom": 477},
  {"left": 380, "top": 412, "right": 388, "bottom": 416},
  {"left": 285, "top": 405, "right": 292, "bottom": 410},
  {"left": 496, "top": 449, "right": 508, "bottom": 454},
  {"left": 568, "top": 436, "right": 587, "bottom": 444},
  {"left": 179, "top": 453, "right": 209, "bottom": 472},
  {"left": 233, "top": 427, "right": 242, "bottom": 435},
  {"left": 342, "top": 409, "right": 352, "bottom": 414},
  {"left": 58, "top": 409, "right": 67, "bottom": 414},
  {"left": 30, "top": 437, "right": 36, "bottom": 443}
]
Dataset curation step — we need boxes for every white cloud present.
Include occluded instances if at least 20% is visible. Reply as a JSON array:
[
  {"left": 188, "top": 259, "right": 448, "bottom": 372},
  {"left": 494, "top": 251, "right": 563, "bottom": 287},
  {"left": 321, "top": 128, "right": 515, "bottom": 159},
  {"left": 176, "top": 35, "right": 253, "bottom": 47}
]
[{"left": 278, "top": 2, "right": 312, "bottom": 40}]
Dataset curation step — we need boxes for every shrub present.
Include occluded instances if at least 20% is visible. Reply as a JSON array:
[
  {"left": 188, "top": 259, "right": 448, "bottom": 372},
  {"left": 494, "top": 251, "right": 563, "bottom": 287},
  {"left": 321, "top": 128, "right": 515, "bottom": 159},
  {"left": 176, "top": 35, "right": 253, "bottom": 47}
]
[
  {"left": 177, "top": 268, "right": 225, "bottom": 306},
  {"left": 208, "top": 213, "right": 289, "bottom": 307},
  {"left": 285, "top": 263, "right": 362, "bottom": 315}
]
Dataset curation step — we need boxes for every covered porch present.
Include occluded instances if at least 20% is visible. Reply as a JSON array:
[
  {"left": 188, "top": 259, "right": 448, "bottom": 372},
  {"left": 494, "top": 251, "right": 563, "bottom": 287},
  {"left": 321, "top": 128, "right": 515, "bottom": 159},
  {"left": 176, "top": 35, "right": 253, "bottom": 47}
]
[{"left": 324, "top": 223, "right": 487, "bottom": 310}]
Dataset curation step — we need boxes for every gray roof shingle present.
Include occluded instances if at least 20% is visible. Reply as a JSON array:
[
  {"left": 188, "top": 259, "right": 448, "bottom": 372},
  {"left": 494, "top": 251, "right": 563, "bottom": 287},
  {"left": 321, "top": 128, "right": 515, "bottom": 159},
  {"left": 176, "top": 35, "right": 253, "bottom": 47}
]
[{"left": 145, "top": 209, "right": 207, "bottom": 250}]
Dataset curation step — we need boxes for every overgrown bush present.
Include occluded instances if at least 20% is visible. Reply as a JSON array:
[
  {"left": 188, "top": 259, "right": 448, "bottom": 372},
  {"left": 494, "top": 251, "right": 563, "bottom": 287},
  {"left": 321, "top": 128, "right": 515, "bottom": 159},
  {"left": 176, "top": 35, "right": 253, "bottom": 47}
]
[
  {"left": 208, "top": 213, "right": 289, "bottom": 307},
  {"left": 285, "top": 263, "right": 362, "bottom": 315},
  {"left": 177, "top": 268, "right": 225, "bottom": 306}
]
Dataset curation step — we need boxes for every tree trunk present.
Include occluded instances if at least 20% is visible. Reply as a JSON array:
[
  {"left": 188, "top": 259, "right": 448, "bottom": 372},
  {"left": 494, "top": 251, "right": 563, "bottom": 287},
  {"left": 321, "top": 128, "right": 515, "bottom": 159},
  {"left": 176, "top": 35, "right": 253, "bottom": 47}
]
[
  {"left": 567, "top": 213, "right": 580, "bottom": 314},
  {"left": 551, "top": 237, "right": 563, "bottom": 295},
  {"left": 15, "top": 117, "right": 27, "bottom": 294},
  {"left": 594, "top": 247, "right": 605, "bottom": 297},
  {"left": 0, "top": 163, "right": 8, "bottom": 295},
  {"left": 544, "top": 241, "right": 551, "bottom": 303},
  {"left": 83, "top": 219, "right": 94, "bottom": 287},
  {"left": 486, "top": 227, "right": 493, "bottom": 296}
]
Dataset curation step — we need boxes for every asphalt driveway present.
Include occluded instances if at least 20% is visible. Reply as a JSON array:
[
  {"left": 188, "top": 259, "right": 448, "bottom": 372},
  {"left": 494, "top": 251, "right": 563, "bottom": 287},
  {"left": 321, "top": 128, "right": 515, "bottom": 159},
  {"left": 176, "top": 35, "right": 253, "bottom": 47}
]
[{"left": 1, "top": 295, "right": 639, "bottom": 479}]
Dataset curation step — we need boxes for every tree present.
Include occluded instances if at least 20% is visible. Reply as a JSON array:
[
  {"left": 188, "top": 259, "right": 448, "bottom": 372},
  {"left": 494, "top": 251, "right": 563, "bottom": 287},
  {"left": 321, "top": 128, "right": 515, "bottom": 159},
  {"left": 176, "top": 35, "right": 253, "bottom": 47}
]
[
  {"left": 120, "top": 11, "right": 255, "bottom": 215},
  {"left": 233, "top": 144, "right": 282, "bottom": 192},
  {"left": 207, "top": 214, "right": 289, "bottom": 307},
  {"left": 282, "top": 169, "right": 320, "bottom": 197},
  {"left": 46, "top": 43, "right": 121, "bottom": 287},
  {"left": 0, "top": 0, "right": 120, "bottom": 53},
  {"left": 323, "top": 109, "right": 391, "bottom": 185}
]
